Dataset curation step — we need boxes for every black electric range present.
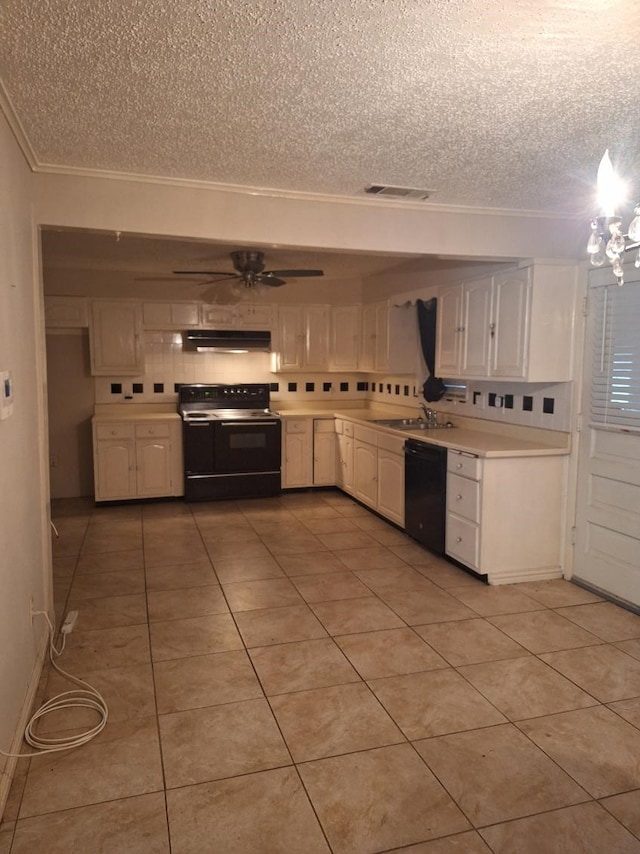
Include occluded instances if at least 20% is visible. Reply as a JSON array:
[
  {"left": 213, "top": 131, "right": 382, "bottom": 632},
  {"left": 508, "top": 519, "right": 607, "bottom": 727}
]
[{"left": 178, "top": 383, "right": 281, "bottom": 501}]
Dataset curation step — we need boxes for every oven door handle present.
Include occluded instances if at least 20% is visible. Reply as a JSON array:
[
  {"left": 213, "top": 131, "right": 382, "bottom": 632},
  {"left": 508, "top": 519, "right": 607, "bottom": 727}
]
[{"left": 219, "top": 421, "right": 280, "bottom": 428}]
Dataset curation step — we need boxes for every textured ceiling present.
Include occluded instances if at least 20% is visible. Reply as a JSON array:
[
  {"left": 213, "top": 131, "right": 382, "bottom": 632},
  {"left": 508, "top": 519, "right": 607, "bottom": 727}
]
[{"left": 2, "top": 0, "right": 640, "bottom": 216}]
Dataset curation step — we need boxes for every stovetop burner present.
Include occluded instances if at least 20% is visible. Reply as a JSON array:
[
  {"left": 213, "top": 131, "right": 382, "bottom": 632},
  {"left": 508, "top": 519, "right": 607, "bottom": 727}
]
[{"left": 178, "top": 384, "right": 279, "bottom": 422}]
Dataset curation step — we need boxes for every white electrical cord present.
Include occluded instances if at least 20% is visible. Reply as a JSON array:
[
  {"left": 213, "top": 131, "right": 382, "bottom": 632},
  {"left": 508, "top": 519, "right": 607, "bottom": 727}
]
[{"left": 0, "top": 611, "right": 108, "bottom": 758}]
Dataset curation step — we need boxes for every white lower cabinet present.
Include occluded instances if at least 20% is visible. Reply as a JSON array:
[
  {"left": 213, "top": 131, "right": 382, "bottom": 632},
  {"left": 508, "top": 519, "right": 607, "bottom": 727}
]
[
  {"left": 313, "top": 419, "right": 336, "bottom": 485},
  {"left": 352, "top": 424, "right": 405, "bottom": 526},
  {"left": 335, "top": 420, "right": 354, "bottom": 494},
  {"left": 445, "top": 448, "right": 564, "bottom": 584},
  {"left": 282, "top": 417, "right": 336, "bottom": 488},
  {"left": 93, "top": 419, "right": 182, "bottom": 501},
  {"left": 282, "top": 419, "right": 313, "bottom": 488},
  {"left": 376, "top": 444, "right": 405, "bottom": 527}
]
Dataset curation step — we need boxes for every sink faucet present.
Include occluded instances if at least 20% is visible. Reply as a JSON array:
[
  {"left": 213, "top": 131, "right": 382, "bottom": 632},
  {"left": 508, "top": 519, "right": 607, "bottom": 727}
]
[{"left": 420, "top": 404, "right": 438, "bottom": 426}]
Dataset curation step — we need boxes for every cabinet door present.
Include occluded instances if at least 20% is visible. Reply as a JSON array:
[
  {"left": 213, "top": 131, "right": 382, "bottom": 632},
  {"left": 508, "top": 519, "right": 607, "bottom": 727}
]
[
  {"left": 282, "top": 430, "right": 312, "bottom": 488},
  {"left": 276, "top": 306, "right": 304, "bottom": 370},
  {"left": 353, "top": 440, "right": 377, "bottom": 508},
  {"left": 461, "top": 278, "right": 492, "bottom": 377},
  {"left": 490, "top": 269, "right": 530, "bottom": 378},
  {"left": 135, "top": 439, "right": 173, "bottom": 497},
  {"left": 143, "top": 302, "right": 199, "bottom": 329},
  {"left": 435, "top": 286, "right": 462, "bottom": 376},
  {"left": 376, "top": 449, "right": 404, "bottom": 526},
  {"left": 305, "top": 305, "right": 330, "bottom": 370},
  {"left": 330, "top": 305, "right": 360, "bottom": 371},
  {"left": 313, "top": 423, "right": 336, "bottom": 486},
  {"left": 238, "top": 303, "right": 274, "bottom": 329},
  {"left": 45, "top": 296, "right": 88, "bottom": 328},
  {"left": 201, "top": 305, "right": 237, "bottom": 327},
  {"left": 336, "top": 433, "right": 354, "bottom": 493},
  {"left": 90, "top": 301, "right": 143, "bottom": 376},
  {"left": 94, "top": 440, "right": 136, "bottom": 500},
  {"left": 359, "top": 303, "right": 377, "bottom": 370},
  {"left": 374, "top": 302, "right": 390, "bottom": 371}
]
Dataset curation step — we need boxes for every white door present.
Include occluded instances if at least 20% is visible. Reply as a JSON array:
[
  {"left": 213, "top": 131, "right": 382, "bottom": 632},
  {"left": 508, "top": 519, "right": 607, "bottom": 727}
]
[
  {"left": 95, "top": 441, "right": 136, "bottom": 500},
  {"left": 461, "top": 278, "right": 492, "bottom": 377},
  {"left": 491, "top": 268, "right": 529, "bottom": 378},
  {"left": 305, "top": 305, "right": 330, "bottom": 370},
  {"left": 377, "top": 449, "right": 404, "bottom": 526},
  {"left": 136, "top": 439, "right": 172, "bottom": 496},
  {"left": 573, "top": 273, "right": 640, "bottom": 607},
  {"left": 276, "top": 306, "right": 304, "bottom": 370},
  {"left": 353, "top": 440, "right": 377, "bottom": 508},
  {"left": 435, "top": 285, "right": 462, "bottom": 376},
  {"left": 330, "top": 305, "right": 360, "bottom": 371}
]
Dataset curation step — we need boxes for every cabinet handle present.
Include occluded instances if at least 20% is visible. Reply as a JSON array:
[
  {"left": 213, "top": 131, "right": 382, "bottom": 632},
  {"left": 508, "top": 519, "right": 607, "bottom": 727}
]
[
  {"left": 456, "top": 463, "right": 463, "bottom": 469},
  {"left": 489, "top": 322, "right": 496, "bottom": 338},
  {"left": 111, "top": 430, "right": 117, "bottom": 436},
  {"left": 456, "top": 536, "right": 463, "bottom": 543},
  {"left": 456, "top": 494, "right": 463, "bottom": 500}
]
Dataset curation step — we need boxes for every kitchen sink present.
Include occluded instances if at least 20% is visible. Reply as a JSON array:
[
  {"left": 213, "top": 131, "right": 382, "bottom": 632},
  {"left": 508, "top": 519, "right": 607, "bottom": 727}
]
[{"left": 374, "top": 418, "right": 456, "bottom": 430}]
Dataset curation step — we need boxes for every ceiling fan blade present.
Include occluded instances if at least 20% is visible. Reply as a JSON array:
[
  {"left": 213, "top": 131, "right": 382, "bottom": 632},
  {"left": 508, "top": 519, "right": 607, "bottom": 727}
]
[
  {"left": 266, "top": 269, "right": 324, "bottom": 278},
  {"left": 259, "top": 274, "right": 286, "bottom": 287},
  {"left": 172, "top": 270, "right": 238, "bottom": 278},
  {"left": 135, "top": 275, "right": 196, "bottom": 282}
]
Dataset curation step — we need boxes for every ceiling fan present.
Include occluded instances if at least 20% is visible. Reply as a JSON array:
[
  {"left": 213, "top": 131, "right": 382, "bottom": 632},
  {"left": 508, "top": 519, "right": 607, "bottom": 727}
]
[{"left": 173, "top": 250, "right": 324, "bottom": 288}]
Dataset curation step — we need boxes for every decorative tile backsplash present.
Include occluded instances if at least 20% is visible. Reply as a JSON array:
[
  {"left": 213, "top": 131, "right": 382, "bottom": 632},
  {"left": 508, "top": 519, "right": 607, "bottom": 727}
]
[{"left": 94, "top": 331, "right": 574, "bottom": 431}]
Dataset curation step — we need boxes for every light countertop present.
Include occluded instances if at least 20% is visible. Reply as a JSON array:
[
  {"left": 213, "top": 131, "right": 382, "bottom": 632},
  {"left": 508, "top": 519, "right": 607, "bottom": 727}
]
[{"left": 277, "top": 407, "right": 570, "bottom": 458}]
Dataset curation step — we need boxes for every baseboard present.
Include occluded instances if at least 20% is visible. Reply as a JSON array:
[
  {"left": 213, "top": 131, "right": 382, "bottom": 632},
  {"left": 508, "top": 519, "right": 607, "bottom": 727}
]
[
  {"left": 488, "top": 566, "right": 563, "bottom": 585},
  {"left": 0, "top": 627, "right": 49, "bottom": 819}
]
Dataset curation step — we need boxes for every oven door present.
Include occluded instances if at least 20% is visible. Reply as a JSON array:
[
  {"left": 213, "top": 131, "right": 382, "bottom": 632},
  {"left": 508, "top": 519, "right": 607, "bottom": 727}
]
[{"left": 213, "top": 419, "right": 281, "bottom": 474}]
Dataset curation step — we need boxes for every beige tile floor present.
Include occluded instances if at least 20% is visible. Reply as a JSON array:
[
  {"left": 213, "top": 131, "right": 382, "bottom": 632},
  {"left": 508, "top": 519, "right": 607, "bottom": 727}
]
[{"left": 2, "top": 490, "right": 640, "bottom": 853}]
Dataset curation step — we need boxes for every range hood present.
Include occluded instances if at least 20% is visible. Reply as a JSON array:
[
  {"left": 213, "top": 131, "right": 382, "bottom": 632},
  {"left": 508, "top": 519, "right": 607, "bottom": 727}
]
[{"left": 183, "top": 329, "right": 271, "bottom": 353}]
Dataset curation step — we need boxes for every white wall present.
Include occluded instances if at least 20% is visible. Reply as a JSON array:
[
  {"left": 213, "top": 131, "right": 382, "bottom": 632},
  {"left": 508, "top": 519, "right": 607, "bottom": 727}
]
[
  {"left": 0, "top": 112, "right": 50, "bottom": 803},
  {"left": 33, "top": 171, "right": 584, "bottom": 262}
]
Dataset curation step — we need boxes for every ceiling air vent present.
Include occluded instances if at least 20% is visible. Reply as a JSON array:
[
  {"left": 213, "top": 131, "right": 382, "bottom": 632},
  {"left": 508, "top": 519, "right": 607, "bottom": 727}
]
[{"left": 364, "top": 184, "right": 435, "bottom": 201}]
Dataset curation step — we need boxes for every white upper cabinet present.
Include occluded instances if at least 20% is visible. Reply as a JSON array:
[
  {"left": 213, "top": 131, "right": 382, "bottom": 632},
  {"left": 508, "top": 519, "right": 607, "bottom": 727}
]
[
  {"left": 330, "top": 305, "right": 360, "bottom": 371},
  {"left": 44, "top": 296, "right": 88, "bottom": 328},
  {"left": 90, "top": 301, "right": 143, "bottom": 376},
  {"left": 434, "top": 287, "right": 462, "bottom": 376},
  {"left": 201, "top": 302, "right": 274, "bottom": 329},
  {"left": 142, "top": 301, "right": 200, "bottom": 329},
  {"left": 359, "top": 300, "right": 417, "bottom": 373},
  {"left": 436, "top": 263, "right": 578, "bottom": 382},
  {"left": 273, "top": 305, "right": 329, "bottom": 371}
]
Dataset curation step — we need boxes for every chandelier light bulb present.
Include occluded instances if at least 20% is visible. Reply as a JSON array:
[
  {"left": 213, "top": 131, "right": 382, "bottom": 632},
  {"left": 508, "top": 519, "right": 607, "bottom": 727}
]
[
  {"left": 597, "top": 149, "right": 625, "bottom": 217},
  {"left": 587, "top": 149, "right": 640, "bottom": 285}
]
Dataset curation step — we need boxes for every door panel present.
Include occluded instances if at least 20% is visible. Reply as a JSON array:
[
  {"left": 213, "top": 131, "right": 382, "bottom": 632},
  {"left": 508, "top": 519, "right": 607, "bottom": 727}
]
[{"left": 574, "top": 279, "right": 640, "bottom": 608}]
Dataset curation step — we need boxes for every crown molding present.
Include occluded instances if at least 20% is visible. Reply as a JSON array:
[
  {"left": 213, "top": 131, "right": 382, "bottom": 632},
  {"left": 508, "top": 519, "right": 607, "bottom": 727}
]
[
  {"left": 0, "top": 80, "right": 38, "bottom": 170},
  {"left": 32, "top": 162, "right": 582, "bottom": 222}
]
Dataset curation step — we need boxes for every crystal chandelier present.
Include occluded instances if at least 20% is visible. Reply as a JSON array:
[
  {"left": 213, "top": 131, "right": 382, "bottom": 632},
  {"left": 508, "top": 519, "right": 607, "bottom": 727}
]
[{"left": 587, "top": 150, "right": 640, "bottom": 285}]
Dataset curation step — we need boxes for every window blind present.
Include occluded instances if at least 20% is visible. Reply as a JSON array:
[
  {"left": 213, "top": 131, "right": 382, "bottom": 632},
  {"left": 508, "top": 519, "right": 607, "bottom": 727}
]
[{"left": 591, "top": 277, "right": 640, "bottom": 431}]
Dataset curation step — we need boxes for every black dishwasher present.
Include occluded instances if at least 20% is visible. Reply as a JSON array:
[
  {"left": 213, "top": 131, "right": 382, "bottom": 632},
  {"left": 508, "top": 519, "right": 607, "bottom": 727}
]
[{"left": 404, "top": 439, "right": 447, "bottom": 555}]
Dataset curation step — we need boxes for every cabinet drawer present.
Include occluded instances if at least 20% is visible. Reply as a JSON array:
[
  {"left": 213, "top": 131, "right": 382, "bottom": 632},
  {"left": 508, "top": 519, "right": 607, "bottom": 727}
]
[
  {"left": 354, "top": 424, "right": 379, "bottom": 445},
  {"left": 135, "top": 422, "right": 171, "bottom": 439},
  {"left": 285, "top": 419, "right": 311, "bottom": 434},
  {"left": 447, "top": 473, "right": 480, "bottom": 522},
  {"left": 446, "top": 514, "right": 479, "bottom": 568},
  {"left": 447, "top": 450, "right": 482, "bottom": 480},
  {"left": 95, "top": 423, "right": 135, "bottom": 441},
  {"left": 377, "top": 431, "right": 405, "bottom": 455},
  {"left": 314, "top": 418, "right": 335, "bottom": 434},
  {"left": 343, "top": 421, "right": 355, "bottom": 438}
]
